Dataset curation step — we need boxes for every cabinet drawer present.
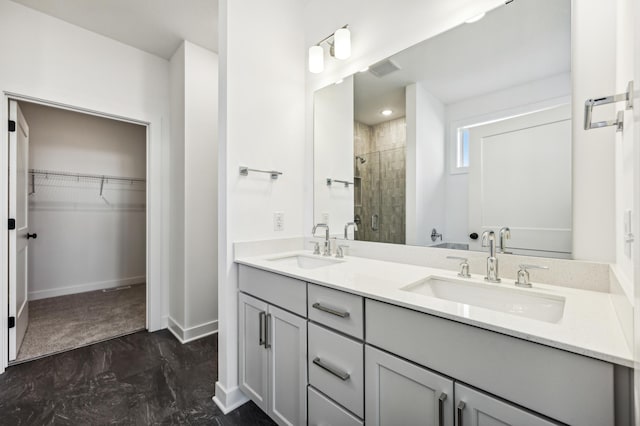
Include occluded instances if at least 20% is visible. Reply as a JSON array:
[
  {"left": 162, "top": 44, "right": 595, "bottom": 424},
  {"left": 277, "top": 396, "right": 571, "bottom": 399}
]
[
  {"left": 239, "top": 265, "right": 306, "bottom": 317},
  {"left": 308, "top": 386, "right": 363, "bottom": 426},
  {"left": 308, "top": 322, "right": 364, "bottom": 417},
  {"left": 366, "top": 299, "right": 614, "bottom": 426},
  {"left": 308, "top": 283, "right": 363, "bottom": 339}
]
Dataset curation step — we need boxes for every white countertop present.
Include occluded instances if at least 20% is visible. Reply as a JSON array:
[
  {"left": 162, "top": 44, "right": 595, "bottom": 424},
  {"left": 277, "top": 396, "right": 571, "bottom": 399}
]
[{"left": 236, "top": 250, "right": 633, "bottom": 367}]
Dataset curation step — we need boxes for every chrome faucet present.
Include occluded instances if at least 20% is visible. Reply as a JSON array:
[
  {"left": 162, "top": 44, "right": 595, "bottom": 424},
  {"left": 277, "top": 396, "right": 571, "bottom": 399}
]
[
  {"left": 344, "top": 222, "right": 358, "bottom": 240},
  {"left": 481, "top": 230, "right": 501, "bottom": 283},
  {"left": 312, "top": 223, "right": 331, "bottom": 256},
  {"left": 498, "top": 227, "right": 511, "bottom": 254}
]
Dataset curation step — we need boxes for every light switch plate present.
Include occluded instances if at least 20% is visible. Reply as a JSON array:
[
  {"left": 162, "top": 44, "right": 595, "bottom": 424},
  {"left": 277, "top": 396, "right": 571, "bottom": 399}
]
[{"left": 274, "top": 211, "right": 284, "bottom": 232}]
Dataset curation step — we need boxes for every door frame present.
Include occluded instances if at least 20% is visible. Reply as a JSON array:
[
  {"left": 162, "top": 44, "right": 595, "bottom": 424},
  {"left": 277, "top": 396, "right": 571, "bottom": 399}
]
[{"left": 1, "top": 92, "right": 155, "bottom": 372}]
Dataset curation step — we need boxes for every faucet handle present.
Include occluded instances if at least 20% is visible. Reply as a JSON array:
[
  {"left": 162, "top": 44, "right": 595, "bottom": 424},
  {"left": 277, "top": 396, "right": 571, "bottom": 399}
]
[
  {"left": 309, "top": 241, "right": 321, "bottom": 255},
  {"left": 446, "top": 256, "right": 471, "bottom": 278},
  {"left": 336, "top": 244, "right": 349, "bottom": 258},
  {"left": 515, "top": 264, "right": 549, "bottom": 288}
]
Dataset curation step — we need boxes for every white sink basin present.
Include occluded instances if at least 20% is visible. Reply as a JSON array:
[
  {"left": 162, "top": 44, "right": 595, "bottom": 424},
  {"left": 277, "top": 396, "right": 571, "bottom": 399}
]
[
  {"left": 267, "top": 254, "right": 343, "bottom": 270},
  {"left": 401, "top": 276, "right": 565, "bottom": 323}
]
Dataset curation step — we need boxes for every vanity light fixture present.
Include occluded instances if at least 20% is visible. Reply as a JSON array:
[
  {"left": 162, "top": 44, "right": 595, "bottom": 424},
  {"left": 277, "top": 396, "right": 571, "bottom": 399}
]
[
  {"left": 465, "top": 12, "right": 486, "bottom": 23},
  {"left": 381, "top": 109, "right": 393, "bottom": 116},
  {"left": 308, "top": 25, "right": 351, "bottom": 73},
  {"left": 308, "top": 45, "right": 324, "bottom": 74}
]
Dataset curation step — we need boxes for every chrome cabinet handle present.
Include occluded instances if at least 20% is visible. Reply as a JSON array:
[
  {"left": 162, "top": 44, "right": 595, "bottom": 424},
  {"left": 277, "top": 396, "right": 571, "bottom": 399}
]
[
  {"left": 264, "top": 313, "right": 272, "bottom": 349},
  {"left": 312, "top": 302, "right": 350, "bottom": 318},
  {"left": 371, "top": 214, "right": 379, "bottom": 231},
  {"left": 258, "top": 311, "right": 266, "bottom": 347},
  {"left": 312, "top": 357, "right": 350, "bottom": 381},
  {"left": 457, "top": 401, "right": 465, "bottom": 426},
  {"left": 438, "top": 393, "right": 447, "bottom": 426}
]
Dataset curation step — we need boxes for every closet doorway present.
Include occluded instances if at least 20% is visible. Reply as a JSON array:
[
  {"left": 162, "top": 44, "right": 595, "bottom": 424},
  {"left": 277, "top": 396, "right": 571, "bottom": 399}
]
[{"left": 7, "top": 99, "right": 148, "bottom": 363}]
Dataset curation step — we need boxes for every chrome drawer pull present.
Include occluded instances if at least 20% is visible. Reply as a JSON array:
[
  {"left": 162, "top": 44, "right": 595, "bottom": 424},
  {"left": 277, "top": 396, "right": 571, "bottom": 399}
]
[
  {"left": 258, "top": 311, "right": 266, "bottom": 347},
  {"left": 312, "top": 357, "right": 350, "bottom": 381},
  {"left": 264, "top": 313, "right": 272, "bottom": 349},
  {"left": 457, "top": 401, "right": 465, "bottom": 426},
  {"left": 312, "top": 302, "right": 350, "bottom": 318},
  {"left": 438, "top": 393, "right": 447, "bottom": 426}
]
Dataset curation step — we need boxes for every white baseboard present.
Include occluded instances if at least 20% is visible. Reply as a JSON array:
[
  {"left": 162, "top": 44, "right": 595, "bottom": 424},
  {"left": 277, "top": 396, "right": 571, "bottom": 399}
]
[
  {"left": 212, "top": 382, "right": 249, "bottom": 414},
  {"left": 29, "top": 276, "right": 146, "bottom": 300},
  {"left": 167, "top": 316, "right": 218, "bottom": 344},
  {"left": 161, "top": 315, "right": 169, "bottom": 329}
]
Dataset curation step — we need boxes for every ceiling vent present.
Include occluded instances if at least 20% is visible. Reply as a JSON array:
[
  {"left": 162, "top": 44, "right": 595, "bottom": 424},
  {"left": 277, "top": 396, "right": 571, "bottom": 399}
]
[{"left": 369, "top": 59, "right": 401, "bottom": 78}]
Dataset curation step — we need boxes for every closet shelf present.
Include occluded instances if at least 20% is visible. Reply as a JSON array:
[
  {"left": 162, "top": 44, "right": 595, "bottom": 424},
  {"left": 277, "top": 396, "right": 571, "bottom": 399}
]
[
  {"left": 29, "top": 169, "right": 146, "bottom": 183},
  {"left": 28, "top": 168, "right": 146, "bottom": 196}
]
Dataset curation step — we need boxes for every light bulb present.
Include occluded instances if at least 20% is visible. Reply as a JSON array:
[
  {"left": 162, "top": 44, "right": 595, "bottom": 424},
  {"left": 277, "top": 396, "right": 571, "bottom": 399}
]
[
  {"left": 381, "top": 109, "right": 393, "bottom": 116},
  {"left": 334, "top": 28, "right": 351, "bottom": 60},
  {"left": 309, "top": 45, "right": 324, "bottom": 73}
]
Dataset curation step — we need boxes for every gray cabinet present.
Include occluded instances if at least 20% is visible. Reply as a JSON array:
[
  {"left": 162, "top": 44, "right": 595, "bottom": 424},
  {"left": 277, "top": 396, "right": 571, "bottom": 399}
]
[
  {"left": 239, "top": 293, "right": 307, "bottom": 426},
  {"left": 455, "top": 383, "right": 560, "bottom": 426},
  {"left": 239, "top": 293, "right": 268, "bottom": 412},
  {"left": 365, "top": 345, "right": 454, "bottom": 426}
]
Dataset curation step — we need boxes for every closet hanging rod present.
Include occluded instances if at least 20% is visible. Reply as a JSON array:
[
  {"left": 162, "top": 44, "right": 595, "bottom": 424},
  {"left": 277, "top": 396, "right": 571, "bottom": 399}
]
[{"left": 29, "top": 168, "right": 146, "bottom": 183}]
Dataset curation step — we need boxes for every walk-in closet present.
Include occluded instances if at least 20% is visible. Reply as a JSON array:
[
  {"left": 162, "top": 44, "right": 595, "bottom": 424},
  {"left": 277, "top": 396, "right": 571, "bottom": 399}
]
[{"left": 9, "top": 100, "right": 147, "bottom": 363}]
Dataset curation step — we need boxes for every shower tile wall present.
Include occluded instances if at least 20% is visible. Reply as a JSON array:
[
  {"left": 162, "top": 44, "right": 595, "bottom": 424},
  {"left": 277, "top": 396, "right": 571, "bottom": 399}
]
[{"left": 354, "top": 118, "right": 406, "bottom": 244}]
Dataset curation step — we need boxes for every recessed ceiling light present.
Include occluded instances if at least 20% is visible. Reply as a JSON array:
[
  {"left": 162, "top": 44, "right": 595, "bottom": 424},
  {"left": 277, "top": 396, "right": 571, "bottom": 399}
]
[
  {"left": 381, "top": 109, "right": 393, "bottom": 116},
  {"left": 465, "top": 12, "right": 486, "bottom": 24}
]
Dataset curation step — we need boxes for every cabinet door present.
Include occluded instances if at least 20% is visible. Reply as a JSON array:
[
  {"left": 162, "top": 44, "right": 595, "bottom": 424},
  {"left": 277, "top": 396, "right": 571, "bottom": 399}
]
[
  {"left": 455, "top": 383, "right": 560, "bottom": 426},
  {"left": 365, "top": 345, "right": 454, "bottom": 426},
  {"left": 239, "top": 293, "right": 269, "bottom": 412},
  {"left": 267, "top": 304, "right": 307, "bottom": 426}
]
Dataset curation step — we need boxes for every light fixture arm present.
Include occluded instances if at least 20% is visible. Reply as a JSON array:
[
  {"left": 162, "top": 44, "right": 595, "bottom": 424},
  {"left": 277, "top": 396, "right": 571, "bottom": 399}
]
[{"left": 315, "top": 24, "right": 349, "bottom": 49}]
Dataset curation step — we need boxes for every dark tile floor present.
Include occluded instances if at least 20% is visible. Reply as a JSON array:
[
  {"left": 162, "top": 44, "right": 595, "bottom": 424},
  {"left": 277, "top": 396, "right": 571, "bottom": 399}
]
[{"left": 0, "top": 330, "right": 275, "bottom": 425}]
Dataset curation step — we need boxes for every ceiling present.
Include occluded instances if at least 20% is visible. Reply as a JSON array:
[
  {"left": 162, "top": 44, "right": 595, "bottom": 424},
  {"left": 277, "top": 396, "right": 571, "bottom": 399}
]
[
  {"left": 354, "top": 0, "right": 571, "bottom": 126},
  {"left": 10, "top": 0, "right": 218, "bottom": 59}
]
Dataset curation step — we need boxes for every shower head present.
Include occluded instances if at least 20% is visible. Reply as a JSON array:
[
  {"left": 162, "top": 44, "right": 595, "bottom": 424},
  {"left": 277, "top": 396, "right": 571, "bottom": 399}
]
[{"left": 355, "top": 155, "right": 366, "bottom": 164}]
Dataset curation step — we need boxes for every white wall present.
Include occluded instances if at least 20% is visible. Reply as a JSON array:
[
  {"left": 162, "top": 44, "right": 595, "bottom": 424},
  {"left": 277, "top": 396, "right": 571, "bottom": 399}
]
[
  {"left": 444, "top": 73, "right": 571, "bottom": 243},
  {"left": 406, "top": 82, "right": 446, "bottom": 246},
  {"left": 571, "top": 0, "right": 617, "bottom": 262},
  {"left": 169, "top": 43, "right": 186, "bottom": 330},
  {"left": 0, "top": 0, "right": 171, "bottom": 375},
  {"left": 215, "top": 0, "right": 306, "bottom": 413},
  {"left": 313, "top": 76, "right": 354, "bottom": 232},
  {"left": 22, "top": 102, "right": 146, "bottom": 300},
  {"left": 169, "top": 41, "right": 219, "bottom": 343}
]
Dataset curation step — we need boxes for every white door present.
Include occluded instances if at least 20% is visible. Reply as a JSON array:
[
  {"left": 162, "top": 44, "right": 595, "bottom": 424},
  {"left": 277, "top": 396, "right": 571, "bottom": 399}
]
[
  {"left": 467, "top": 105, "right": 572, "bottom": 257},
  {"left": 238, "top": 293, "right": 269, "bottom": 412},
  {"left": 8, "top": 100, "right": 30, "bottom": 361},
  {"left": 455, "top": 383, "right": 559, "bottom": 426},
  {"left": 365, "top": 345, "right": 454, "bottom": 426},
  {"left": 267, "top": 304, "right": 307, "bottom": 426}
]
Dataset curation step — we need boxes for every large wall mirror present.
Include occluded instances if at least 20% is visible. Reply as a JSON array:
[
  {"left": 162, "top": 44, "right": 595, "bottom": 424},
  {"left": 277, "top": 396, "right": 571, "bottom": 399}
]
[{"left": 313, "top": 0, "right": 572, "bottom": 259}]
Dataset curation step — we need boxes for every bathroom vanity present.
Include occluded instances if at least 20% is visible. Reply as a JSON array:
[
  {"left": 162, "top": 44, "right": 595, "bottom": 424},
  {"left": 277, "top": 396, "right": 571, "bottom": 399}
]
[{"left": 235, "top": 251, "right": 632, "bottom": 426}]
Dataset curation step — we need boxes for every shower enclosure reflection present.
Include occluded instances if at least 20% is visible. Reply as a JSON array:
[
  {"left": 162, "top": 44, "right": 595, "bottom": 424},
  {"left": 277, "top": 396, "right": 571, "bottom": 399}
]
[{"left": 353, "top": 119, "right": 406, "bottom": 244}]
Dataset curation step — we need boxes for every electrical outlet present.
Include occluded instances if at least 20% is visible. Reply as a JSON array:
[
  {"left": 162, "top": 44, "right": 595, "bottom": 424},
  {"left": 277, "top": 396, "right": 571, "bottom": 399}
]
[
  {"left": 321, "top": 212, "right": 330, "bottom": 224},
  {"left": 274, "top": 211, "right": 284, "bottom": 232}
]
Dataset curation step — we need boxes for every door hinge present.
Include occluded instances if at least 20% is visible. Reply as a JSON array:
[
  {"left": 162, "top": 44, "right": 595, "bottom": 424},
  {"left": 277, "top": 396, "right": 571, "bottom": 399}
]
[
  {"left": 8, "top": 316, "right": 15, "bottom": 329},
  {"left": 8, "top": 218, "right": 15, "bottom": 230},
  {"left": 8, "top": 120, "right": 16, "bottom": 132}
]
